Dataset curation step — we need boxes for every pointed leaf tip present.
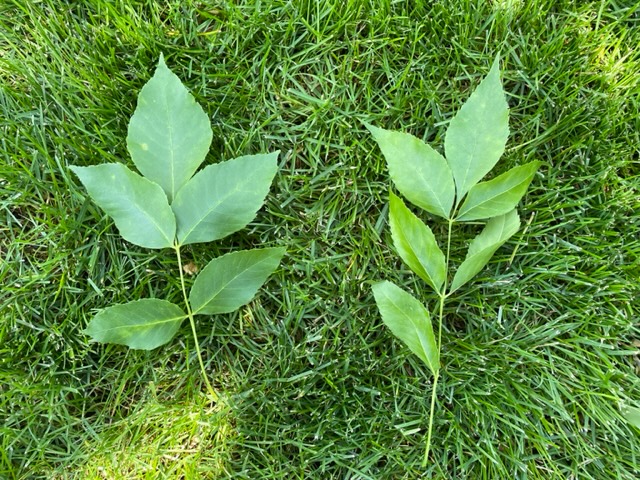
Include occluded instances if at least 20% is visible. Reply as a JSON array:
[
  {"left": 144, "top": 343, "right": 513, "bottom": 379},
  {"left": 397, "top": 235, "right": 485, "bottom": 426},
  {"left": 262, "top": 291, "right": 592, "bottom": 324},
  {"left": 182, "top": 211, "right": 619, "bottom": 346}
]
[
  {"left": 372, "top": 281, "right": 439, "bottom": 376},
  {"left": 127, "top": 55, "right": 213, "bottom": 202},
  {"left": 190, "top": 247, "right": 285, "bottom": 315},
  {"left": 491, "top": 54, "right": 501, "bottom": 71},
  {"left": 83, "top": 299, "right": 186, "bottom": 350},
  {"left": 456, "top": 161, "right": 541, "bottom": 221},
  {"left": 363, "top": 122, "right": 377, "bottom": 134},
  {"left": 172, "top": 152, "right": 279, "bottom": 246},
  {"left": 70, "top": 163, "right": 176, "bottom": 249},
  {"left": 450, "top": 209, "right": 520, "bottom": 293},
  {"left": 444, "top": 56, "right": 509, "bottom": 200},
  {"left": 389, "top": 192, "right": 446, "bottom": 292},
  {"left": 368, "top": 126, "right": 455, "bottom": 219}
]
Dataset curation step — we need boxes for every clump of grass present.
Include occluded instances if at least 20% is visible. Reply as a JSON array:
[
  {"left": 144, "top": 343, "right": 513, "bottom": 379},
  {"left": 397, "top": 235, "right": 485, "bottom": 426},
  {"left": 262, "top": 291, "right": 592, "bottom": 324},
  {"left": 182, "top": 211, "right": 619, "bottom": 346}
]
[
  {"left": 72, "top": 392, "right": 233, "bottom": 478},
  {"left": 1, "top": 0, "right": 639, "bottom": 478}
]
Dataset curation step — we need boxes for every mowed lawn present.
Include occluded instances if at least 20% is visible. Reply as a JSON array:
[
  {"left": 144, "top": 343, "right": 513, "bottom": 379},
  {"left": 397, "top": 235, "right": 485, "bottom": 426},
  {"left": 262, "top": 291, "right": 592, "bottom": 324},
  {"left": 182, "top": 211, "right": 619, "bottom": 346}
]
[{"left": 1, "top": 0, "right": 639, "bottom": 478}]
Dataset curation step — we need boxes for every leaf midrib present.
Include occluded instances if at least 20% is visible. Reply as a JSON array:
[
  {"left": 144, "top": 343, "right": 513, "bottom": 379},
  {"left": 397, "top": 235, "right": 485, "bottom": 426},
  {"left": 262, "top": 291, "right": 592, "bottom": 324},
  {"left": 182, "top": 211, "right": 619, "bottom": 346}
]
[
  {"left": 191, "top": 251, "right": 276, "bottom": 314},
  {"left": 468, "top": 217, "right": 513, "bottom": 258},
  {"left": 384, "top": 291, "right": 436, "bottom": 372},
  {"left": 393, "top": 213, "right": 435, "bottom": 288},
  {"left": 461, "top": 128, "right": 480, "bottom": 198},
  {"left": 177, "top": 168, "right": 259, "bottom": 244},
  {"left": 160, "top": 79, "right": 178, "bottom": 201},
  {"left": 94, "top": 314, "right": 186, "bottom": 334},
  {"left": 415, "top": 161, "right": 450, "bottom": 218},
  {"left": 458, "top": 174, "right": 530, "bottom": 219},
  {"left": 126, "top": 177, "right": 174, "bottom": 246}
]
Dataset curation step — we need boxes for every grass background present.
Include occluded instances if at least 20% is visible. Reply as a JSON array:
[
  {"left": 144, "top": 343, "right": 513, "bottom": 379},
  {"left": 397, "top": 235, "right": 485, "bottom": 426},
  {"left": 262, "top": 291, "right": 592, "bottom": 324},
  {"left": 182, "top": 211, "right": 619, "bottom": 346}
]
[{"left": 1, "top": 0, "right": 639, "bottom": 478}]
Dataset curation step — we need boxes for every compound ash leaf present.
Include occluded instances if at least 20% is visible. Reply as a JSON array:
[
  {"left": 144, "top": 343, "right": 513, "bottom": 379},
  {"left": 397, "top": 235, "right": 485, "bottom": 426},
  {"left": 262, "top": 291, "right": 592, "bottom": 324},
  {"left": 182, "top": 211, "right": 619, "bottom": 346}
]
[
  {"left": 456, "top": 161, "right": 541, "bottom": 221},
  {"left": 372, "top": 281, "right": 439, "bottom": 376},
  {"left": 389, "top": 192, "right": 446, "bottom": 293},
  {"left": 172, "top": 152, "right": 278, "bottom": 246},
  {"left": 450, "top": 209, "right": 520, "bottom": 293},
  {"left": 70, "top": 163, "right": 176, "bottom": 249},
  {"left": 127, "top": 54, "right": 213, "bottom": 202},
  {"left": 366, "top": 124, "right": 455, "bottom": 219},
  {"left": 444, "top": 56, "right": 509, "bottom": 200},
  {"left": 83, "top": 299, "right": 187, "bottom": 350},
  {"left": 190, "top": 247, "right": 285, "bottom": 315}
]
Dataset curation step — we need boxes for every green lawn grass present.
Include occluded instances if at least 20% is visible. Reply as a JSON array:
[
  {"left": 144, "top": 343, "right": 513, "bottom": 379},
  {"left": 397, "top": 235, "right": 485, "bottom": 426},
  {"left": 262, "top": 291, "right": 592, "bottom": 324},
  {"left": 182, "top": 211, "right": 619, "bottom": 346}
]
[{"left": 1, "top": 0, "right": 639, "bottom": 478}]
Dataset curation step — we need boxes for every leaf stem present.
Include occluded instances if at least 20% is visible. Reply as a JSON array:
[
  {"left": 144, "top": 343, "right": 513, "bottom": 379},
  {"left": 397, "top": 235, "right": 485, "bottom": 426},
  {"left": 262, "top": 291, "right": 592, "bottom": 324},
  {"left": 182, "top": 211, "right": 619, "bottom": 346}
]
[
  {"left": 423, "top": 372, "right": 440, "bottom": 467},
  {"left": 423, "top": 219, "right": 453, "bottom": 467},
  {"left": 175, "top": 244, "right": 218, "bottom": 402},
  {"left": 439, "top": 219, "right": 454, "bottom": 348}
]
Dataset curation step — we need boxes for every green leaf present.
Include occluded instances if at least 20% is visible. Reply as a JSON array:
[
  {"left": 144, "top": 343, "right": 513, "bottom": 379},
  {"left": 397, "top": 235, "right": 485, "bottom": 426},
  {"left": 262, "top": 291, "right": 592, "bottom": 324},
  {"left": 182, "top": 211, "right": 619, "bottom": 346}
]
[
  {"left": 127, "top": 54, "right": 213, "bottom": 202},
  {"left": 190, "top": 247, "right": 285, "bottom": 315},
  {"left": 624, "top": 406, "right": 640, "bottom": 428},
  {"left": 450, "top": 209, "right": 520, "bottom": 293},
  {"left": 83, "top": 299, "right": 186, "bottom": 350},
  {"left": 70, "top": 163, "right": 176, "bottom": 249},
  {"left": 389, "top": 192, "right": 446, "bottom": 293},
  {"left": 456, "top": 161, "right": 541, "bottom": 221},
  {"left": 366, "top": 124, "right": 455, "bottom": 219},
  {"left": 172, "top": 153, "right": 279, "bottom": 246},
  {"left": 444, "top": 56, "right": 509, "bottom": 200},
  {"left": 372, "top": 281, "right": 439, "bottom": 376}
]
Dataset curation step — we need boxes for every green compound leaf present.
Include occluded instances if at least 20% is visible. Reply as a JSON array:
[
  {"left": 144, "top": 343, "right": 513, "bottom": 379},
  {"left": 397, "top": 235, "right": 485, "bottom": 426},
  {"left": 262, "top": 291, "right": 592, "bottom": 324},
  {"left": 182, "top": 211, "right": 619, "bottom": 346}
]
[
  {"left": 172, "top": 153, "right": 278, "bottom": 246},
  {"left": 372, "top": 281, "right": 439, "bottom": 376},
  {"left": 624, "top": 406, "right": 640, "bottom": 429},
  {"left": 456, "top": 161, "right": 541, "bottom": 221},
  {"left": 127, "top": 54, "right": 213, "bottom": 202},
  {"left": 389, "top": 192, "right": 446, "bottom": 293},
  {"left": 450, "top": 209, "right": 520, "bottom": 293},
  {"left": 190, "top": 247, "right": 285, "bottom": 315},
  {"left": 70, "top": 163, "right": 176, "bottom": 249},
  {"left": 366, "top": 124, "right": 455, "bottom": 219},
  {"left": 83, "top": 299, "right": 187, "bottom": 350},
  {"left": 444, "top": 56, "right": 509, "bottom": 200}
]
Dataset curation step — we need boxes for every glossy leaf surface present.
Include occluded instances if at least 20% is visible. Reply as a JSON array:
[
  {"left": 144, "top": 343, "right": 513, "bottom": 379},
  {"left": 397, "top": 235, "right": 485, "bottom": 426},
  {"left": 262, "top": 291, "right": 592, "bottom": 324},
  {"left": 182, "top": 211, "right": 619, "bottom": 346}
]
[
  {"left": 372, "top": 281, "right": 439, "bottom": 376},
  {"left": 456, "top": 161, "right": 541, "bottom": 221},
  {"left": 84, "top": 299, "right": 186, "bottom": 350},
  {"left": 389, "top": 192, "right": 445, "bottom": 293},
  {"left": 190, "top": 247, "right": 285, "bottom": 315},
  {"left": 366, "top": 124, "right": 455, "bottom": 219},
  {"left": 450, "top": 209, "right": 520, "bottom": 293},
  {"left": 127, "top": 55, "right": 213, "bottom": 202},
  {"left": 172, "top": 153, "right": 278, "bottom": 246},
  {"left": 444, "top": 57, "right": 509, "bottom": 200},
  {"left": 70, "top": 163, "right": 176, "bottom": 249}
]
